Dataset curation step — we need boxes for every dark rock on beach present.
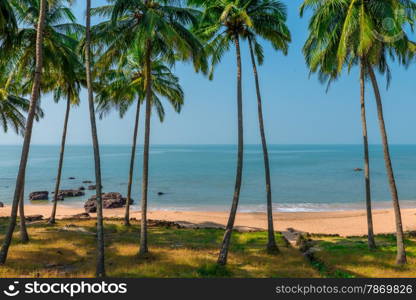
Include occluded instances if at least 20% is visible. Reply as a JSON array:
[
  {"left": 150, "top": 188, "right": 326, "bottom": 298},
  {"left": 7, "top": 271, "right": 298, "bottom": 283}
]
[
  {"left": 57, "top": 189, "right": 85, "bottom": 200},
  {"left": 147, "top": 219, "right": 183, "bottom": 229},
  {"left": 25, "top": 215, "right": 43, "bottom": 222},
  {"left": 0, "top": 202, "right": 3, "bottom": 208},
  {"left": 84, "top": 192, "right": 133, "bottom": 213},
  {"left": 62, "top": 212, "right": 90, "bottom": 220},
  {"left": 29, "top": 191, "right": 49, "bottom": 201}
]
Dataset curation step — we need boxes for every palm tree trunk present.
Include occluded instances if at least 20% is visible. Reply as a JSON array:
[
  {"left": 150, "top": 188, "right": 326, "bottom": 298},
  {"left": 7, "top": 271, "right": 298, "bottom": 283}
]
[
  {"left": 139, "top": 40, "right": 152, "bottom": 256},
  {"left": 367, "top": 64, "right": 406, "bottom": 265},
  {"left": 360, "top": 59, "right": 376, "bottom": 249},
  {"left": 217, "top": 34, "right": 244, "bottom": 265},
  {"left": 19, "top": 180, "right": 29, "bottom": 243},
  {"left": 49, "top": 96, "right": 71, "bottom": 224},
  {"left": 86, "top": 0, "right": 105, "bottom": 277},
  {"left": 125, "top": 99, "right": 141, "bottom": 226},
  {"left": 0, "top": 0, "right": 47, "bottom": 264},
  {"left": 248, "top": 38, "right": 278, "bottom": 253}
]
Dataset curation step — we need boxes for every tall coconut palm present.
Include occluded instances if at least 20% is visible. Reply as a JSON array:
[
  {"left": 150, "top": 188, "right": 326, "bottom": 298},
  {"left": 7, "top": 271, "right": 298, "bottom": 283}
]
[
  {"left": 301, "top": 0, "right": 416, "bottom": 264},
  {"left": 96, "top": 52, "right": 184, "bottom": 227},
  {"left": 45, "top": 59, "right": 83, "bottom": 224},
  {"left": 0, "top": 0, "right": 48, "bottom": 264},
  {"left": 86, "top": 0, "right": 105, "bottom": 277},
  {"left": 243, "top": 0, "right": 290, "bottom": 254},
  {"left": 191, "top": 0, "right": 289, "bottom": 265},
  {"left": 95, "top": 0, "right": 205, "bottom": 255},
  {"left": 5, "top": 0, "right": 82, "bottom": 227},
  {"left": 0, "top": 73, "right": 43, "bottom": 244}
]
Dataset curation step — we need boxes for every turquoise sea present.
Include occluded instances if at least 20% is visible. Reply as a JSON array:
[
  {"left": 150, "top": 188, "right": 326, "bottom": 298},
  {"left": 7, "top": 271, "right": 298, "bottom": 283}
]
[{"left": 0, "top": 144, "right": 415, "bottom": 212}]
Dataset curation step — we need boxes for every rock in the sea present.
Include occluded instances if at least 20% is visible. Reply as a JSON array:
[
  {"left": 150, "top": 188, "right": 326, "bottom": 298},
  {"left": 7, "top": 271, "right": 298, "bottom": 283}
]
[
  {"left": 29, "top": 191, "right": 49, "bottom": 200},
  {"left": 84, "top": 192, "right": 133, "bottom": 213},
  {"left": 25, "top": 214, "right": 43, "bottom": 222},
  {"left": 79, "top": 186, "right": 85, "bottom": 191},
  {"left": 87, "top": 184, "right": 102, "bottom": 190},
  {"left": 68, "top": 177, "right": 76, "bottom": 180},
  {"left": 82, "top": 180, "right": 93, "bottom": 184},
  {"left": 0, "top": 202, "right": 4, "bottom": 208},
  {"left": 354, "top": 168, "right": 363, "bottom": 172},
  {"left": 57, "top": 189, "right": 85, "bottom": 199},
  {"left": 157, "top": 192, "right": 165, "bottom": 196}
]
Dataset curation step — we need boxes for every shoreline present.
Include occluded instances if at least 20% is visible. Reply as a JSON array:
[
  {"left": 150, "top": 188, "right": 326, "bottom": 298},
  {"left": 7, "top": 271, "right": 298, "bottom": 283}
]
[{"left": 1, "top": 204, "right": 415, "bottom": 237}]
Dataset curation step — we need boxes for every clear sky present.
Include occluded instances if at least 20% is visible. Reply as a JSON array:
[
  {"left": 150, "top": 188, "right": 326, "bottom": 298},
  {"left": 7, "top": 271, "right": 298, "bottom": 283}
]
[{"left": 1, "top": 0, "right": 416, "bottom": 145}]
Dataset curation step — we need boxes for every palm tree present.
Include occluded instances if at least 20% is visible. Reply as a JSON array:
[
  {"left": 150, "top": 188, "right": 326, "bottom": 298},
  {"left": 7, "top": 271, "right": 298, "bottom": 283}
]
[
  {"left": 301, "top": 0, "right": 416, "bottom": 264},
  {"left": 191, "top": 0, "right": 290, "bottom": 265},
  {"left": 95, "top": 0, "right": 205, "bottom": 255},
  {"left": 85, "top": 0, "right": 105, "bottom": 277},
  {"left": 0, "top": 73, "right": 43, "bottom": 244},
  {"left": 190, "top": 0, "right": 246, "bottom": 267},
  {"left": 0, "top": 0, "right": 48, "bottom": 264},
  {"left": 46, "top": 60, "right": 83, "bottom": 224},
  {"left": 4, "top": 0, "right": 82, "bottom": 227},
  {"left": 243, "top": 0, "right": 290, "bottom": 254},
  {"left": 96, "top": 52, "right": 184, "bottom": 227}
]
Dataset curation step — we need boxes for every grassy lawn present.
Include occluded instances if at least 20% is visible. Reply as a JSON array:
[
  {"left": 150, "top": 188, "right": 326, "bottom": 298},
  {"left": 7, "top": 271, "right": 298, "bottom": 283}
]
[
  {"left": 312, "top": 234, "right": 416, "bottom": 278},
  {"left": 0, "top": 218, "right": 318, "bottom": 278}
]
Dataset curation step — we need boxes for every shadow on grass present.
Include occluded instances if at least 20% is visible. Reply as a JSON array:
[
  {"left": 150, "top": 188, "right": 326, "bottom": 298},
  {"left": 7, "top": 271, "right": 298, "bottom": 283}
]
[
  {"left": 312, "top": 235, "right": 416, "bottom": 278},
  {"left": 0, "top": 218, "right": 318, "bottom": 278}
]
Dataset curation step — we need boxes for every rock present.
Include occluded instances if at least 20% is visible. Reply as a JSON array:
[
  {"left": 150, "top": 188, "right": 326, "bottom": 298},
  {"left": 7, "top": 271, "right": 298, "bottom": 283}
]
[
  {"left": 87, "top": 184, "right": 102, "bottom": 190},
  {"left": 62, "top": 213, "right": 90, "bottom": 220},
  {"left": 72, "top": 212, "right": 90, "bottom": 219},
  {"left": 29, "top": 191, "right": 49, "bottom": 201},
  {"left": 68, "top": 177, "right": 76, "bottom": 180},
  {"left": 57, "top": 189, "right": 85, "bottom": 199},
  {"left": 84, "top": 192, "right": 133, "bottom": 213},
  {"left": 147, "top": 219, "right": 184, "bottom": 229},
  {"left": 82, "top": 180, "right": 93, "bottom": 184},
  {"left": 25, "top": 214, "right": 43, "bottom": 222},
  {"left": 79, "top": 186, "right": 85, "bottom": 191},
  {"left": 157, "top": 192, "right": 165, "bottom": 196},
  {"left": 0, "top": 202, "right": 3, "bottom": 208},
  {"left": 354, "top": 168, "right": 363, "bottom": 172}
]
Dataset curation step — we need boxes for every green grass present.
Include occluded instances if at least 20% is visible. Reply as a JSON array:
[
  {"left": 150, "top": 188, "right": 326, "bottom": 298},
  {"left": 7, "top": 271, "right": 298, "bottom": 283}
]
[
  {"left": 2, "top": 218, "right": 415, "bottom": 278},
  {"left": 312, "top": 234, "right": 416, "bottom": 278},
  {"left": 0, "top": 218, "right": 318, "bottom": 278}
]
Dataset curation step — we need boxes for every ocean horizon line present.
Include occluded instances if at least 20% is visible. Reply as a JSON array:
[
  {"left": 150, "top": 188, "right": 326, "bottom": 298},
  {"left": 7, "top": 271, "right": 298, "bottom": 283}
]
[{"left": 1, "top": 143, "right": 416, "bottom": 146}]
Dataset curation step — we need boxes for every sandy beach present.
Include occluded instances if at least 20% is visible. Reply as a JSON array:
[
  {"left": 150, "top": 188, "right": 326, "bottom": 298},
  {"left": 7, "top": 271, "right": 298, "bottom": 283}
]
[{"left": 1, "top": 204, "right": 415, "bottom": 237}]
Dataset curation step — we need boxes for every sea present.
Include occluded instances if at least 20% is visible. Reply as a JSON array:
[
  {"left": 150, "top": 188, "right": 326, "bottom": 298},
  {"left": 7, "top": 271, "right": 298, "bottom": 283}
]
[{"left": 0, "top": 144, "right": 415, "bottom": 212}]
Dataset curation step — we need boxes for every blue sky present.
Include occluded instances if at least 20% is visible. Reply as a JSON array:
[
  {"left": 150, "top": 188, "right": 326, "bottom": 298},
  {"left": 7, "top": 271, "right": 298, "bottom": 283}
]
[{"left": 1, "top": 0, "right": 416, "bottom": 145}]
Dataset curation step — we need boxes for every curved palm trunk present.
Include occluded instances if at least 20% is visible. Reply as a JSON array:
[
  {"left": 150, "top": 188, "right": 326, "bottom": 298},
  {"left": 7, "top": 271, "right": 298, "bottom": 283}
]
[
  {"left": 86, "top": 0, "right": 105, "bottom": 277},
  {"left": 49, "top": 96, "right": 71, "bottom": 224},
  {"left": 139, "top": 40, "right": 152, "bottom": 256},
  {"left": 125, "top": 99, "right": 141, "bottom": 226},
  {"left": 217, "top": 34, "right": 244, "bottom": 265},
  {"left": 248, "top": 38, "right": 278, "bottom": 253},
  {"left": 19, "top": 180, "right": 29, "bottom": 243},
  {"left": 367, "top": 65, "right": 406, "bottom": 265},
  {"left": 0, "top": 0, "right": 47, "bottom": 264},
  {"left": 360, "top": 59, "right": 376, "bottom": 249}
]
